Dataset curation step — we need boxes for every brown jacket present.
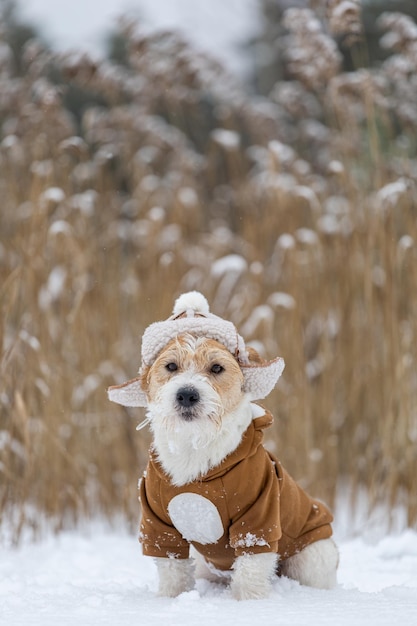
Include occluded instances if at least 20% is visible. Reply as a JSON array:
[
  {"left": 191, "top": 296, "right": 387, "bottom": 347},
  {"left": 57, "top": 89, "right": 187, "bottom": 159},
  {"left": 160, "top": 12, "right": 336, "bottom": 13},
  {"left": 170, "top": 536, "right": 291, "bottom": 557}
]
[{"left": 139, "top": 410, "right": 333, "bottom": 571}]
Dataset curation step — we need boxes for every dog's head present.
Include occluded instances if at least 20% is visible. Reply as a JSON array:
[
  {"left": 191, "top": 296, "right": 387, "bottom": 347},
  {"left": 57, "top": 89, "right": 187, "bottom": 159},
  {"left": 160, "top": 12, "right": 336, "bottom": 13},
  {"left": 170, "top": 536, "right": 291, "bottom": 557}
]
[{"left": 108, "top": 292, "right": 285, "bottom": 483}]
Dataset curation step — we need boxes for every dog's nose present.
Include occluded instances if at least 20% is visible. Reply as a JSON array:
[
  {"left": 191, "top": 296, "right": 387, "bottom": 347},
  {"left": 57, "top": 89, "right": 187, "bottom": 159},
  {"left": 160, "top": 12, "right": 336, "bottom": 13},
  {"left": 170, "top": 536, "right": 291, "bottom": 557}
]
[{"left": 176, "top": 387, "right": 200, "bottom": 408}]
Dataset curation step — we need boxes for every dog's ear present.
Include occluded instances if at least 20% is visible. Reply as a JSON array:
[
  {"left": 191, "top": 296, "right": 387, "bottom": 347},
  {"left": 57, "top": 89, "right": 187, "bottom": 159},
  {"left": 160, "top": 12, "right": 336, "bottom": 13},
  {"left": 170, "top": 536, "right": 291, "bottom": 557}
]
[
  {"left": 246, "top": 346, "right": 267, "bottom": 366},
  {"left": 139, "top": 364, "right": 150, "bottom": 391}
]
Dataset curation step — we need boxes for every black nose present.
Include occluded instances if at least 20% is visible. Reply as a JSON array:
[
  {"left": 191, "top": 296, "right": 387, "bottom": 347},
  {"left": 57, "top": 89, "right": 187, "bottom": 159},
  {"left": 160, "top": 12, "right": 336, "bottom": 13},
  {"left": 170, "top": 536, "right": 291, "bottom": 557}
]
[{"left": 176, "top": 387, "right": 200, "bottom": 408}]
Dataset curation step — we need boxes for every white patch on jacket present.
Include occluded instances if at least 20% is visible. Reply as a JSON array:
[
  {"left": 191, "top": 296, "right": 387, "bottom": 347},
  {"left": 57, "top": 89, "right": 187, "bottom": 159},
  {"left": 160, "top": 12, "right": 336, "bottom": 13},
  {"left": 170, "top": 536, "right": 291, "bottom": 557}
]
[{"left": 168, "top": 493, "right": 224, "bottom": 544}]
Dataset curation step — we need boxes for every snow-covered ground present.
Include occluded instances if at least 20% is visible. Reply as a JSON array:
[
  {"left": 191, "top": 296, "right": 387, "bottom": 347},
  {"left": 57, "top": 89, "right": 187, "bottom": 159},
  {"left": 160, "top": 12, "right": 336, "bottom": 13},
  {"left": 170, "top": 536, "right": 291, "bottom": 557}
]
[{"left": 1, "top": 521, "right": 417, "bottom": 626}]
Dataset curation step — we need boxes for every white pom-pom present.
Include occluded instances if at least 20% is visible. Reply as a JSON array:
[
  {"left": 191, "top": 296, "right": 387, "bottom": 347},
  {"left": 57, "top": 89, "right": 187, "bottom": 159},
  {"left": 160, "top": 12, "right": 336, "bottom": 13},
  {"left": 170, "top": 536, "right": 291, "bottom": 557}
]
[{"left": 173, "top": 291, "right": 210, "bottom": 316}]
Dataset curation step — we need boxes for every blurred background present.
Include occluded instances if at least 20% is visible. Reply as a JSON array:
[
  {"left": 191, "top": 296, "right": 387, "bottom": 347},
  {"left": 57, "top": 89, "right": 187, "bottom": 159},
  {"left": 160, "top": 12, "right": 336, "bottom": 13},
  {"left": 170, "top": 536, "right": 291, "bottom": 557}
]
[{"left": 1, "top": 0, "right": 417, "bottom": 543}]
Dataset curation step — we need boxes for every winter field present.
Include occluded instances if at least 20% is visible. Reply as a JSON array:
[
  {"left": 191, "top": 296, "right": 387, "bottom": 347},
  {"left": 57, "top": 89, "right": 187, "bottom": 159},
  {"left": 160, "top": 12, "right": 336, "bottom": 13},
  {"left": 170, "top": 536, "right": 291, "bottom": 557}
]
[
  {"left": 1, "top": 519, "right": 417, "bottom": 626},
  {"left": 2, "top": 4, "right": 417, "bottom": 624}
]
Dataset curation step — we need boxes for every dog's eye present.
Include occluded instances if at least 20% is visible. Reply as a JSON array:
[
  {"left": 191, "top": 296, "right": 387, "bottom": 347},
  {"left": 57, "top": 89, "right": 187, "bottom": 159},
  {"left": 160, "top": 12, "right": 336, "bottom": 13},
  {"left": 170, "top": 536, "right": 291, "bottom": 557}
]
[
  {"left": 210, "top": 364, "right": 224, "bottom": 375},
  {"left": 165, "top": 362, "right": 178, "bottom": 372}
]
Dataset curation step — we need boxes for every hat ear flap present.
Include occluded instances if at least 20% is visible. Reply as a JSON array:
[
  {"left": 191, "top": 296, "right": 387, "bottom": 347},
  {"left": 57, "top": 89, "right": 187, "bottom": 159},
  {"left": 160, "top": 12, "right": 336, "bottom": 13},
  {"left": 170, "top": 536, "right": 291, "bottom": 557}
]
[
  {"left": 241, "top": 357, "right": 285, "bottom": 401},
  {"left": 107, "top": 376, "right": 148, "bottom": 407}
]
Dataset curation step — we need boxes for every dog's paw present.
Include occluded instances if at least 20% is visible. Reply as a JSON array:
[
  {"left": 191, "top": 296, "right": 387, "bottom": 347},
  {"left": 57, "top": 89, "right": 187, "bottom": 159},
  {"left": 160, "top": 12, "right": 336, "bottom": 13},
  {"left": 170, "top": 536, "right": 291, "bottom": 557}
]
[
  {"left": 231, "top": 580, "right": 271, "bottom": 601},
  {"left": 157, "top": 580, "right": 191, "bottom": 598},
  {"left": 231, "top": 552, "right": 278, "bottom": 601},
  {"left": 155, "top": 557, "right": 195, "bottom": 597}
]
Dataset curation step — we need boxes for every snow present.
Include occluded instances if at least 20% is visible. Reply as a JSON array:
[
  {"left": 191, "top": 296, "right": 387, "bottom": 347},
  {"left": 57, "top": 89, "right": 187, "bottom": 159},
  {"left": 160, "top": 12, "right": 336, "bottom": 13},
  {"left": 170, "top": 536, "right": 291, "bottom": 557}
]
[
  {"left": 376, "top": 178, "right": 409, "bottom": 210},
  {"left": 277, "top": 233, "right": 295, "bottom": 250},
  {"left": 268, "top": 292, "right": 296, "bottom": 310},
  {"left": 211, "top": 255, "right": 248, "bottom": 278},
  {"left": 38, "top": 266, "right": 67, "bottom": 310},
  {"left": 296, "top": 228, "right": 319, "bottom": 246},
  {"left": 398, "top": 234, "right": 414, "bottom": 250},
  {"left": 40, "top": 187, "right": 66, "bottom": 205},
  {"left": 1, "top": 522, "right": 417, "bottom": 625},
  {"left": 211, "top": 129, "right": 241, "bottom": 150},
  {"left": 177, "top": 187, "right": 198, "bottom": 208},
  {"left": 18, "top": 329, "right": 41, "bottom": 352},
  {"left": 328, "top": 159, "right": 345, "bottom": 174},
  {"left": 48, "top": 220, "right": 73, "bottom": 236},
  {"left": 234, "top": 532, "right": 269, "bottom": 548},
  {"left": 71, "top": 191, "right": 98, "bottom": 216},
  {"left": 240, "top": 305, "right": 274, "bottom": 336},
  {"left": 268, "top": 140, "right": 296, "bottom": 166},
  {"left": 317, "top": 214, "right": 342, "bottom": 235}
]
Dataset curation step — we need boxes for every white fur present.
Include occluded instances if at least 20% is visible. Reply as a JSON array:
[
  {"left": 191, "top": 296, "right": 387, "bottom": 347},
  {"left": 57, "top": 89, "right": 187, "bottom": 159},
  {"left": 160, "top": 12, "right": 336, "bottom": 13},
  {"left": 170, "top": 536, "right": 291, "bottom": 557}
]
[
  {"left": 231, "top": 552, "right": 278, "bottom": 600},
  {"left": 155, "top": 557, "right": 195, "bottom": 597},
  {"left": 281, "top": 538, "right": 339, "bottom": 589},
  {"left": 148, "top": 385, "right": 253, "bottom": 486}
]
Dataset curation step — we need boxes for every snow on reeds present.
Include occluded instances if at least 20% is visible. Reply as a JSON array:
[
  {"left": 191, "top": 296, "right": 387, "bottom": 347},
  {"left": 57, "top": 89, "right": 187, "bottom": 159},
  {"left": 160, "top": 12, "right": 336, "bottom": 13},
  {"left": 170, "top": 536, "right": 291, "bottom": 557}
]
[{"left": 1, "top": 6, "right": 417, "bottom": 541}]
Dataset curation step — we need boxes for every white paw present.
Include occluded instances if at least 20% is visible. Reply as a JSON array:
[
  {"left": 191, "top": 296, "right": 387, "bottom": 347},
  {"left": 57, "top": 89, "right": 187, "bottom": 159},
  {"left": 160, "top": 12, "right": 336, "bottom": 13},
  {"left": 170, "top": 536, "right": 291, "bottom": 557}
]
[
  {"left": 230, "top": 579, "right": 271, "bottom": 601},
  {"left": 231, "top": 552, "right": 278, "bottom": 601},
  {"left": 155, "top": 557, "right": 195, "bottom": 597},
  {"left": 157, "top": 580, "right": 190, "bottom": 598},
  {"left": 281, "top": 538, "right": 339, "bottom": 589}
]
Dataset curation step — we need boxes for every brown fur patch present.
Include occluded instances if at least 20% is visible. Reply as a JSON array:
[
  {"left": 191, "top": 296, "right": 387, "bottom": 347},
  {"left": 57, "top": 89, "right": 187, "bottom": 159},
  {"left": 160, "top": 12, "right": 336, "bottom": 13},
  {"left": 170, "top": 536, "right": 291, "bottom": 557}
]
[{"left": 143, "top": 334, "right": 245, "bottom": 415}]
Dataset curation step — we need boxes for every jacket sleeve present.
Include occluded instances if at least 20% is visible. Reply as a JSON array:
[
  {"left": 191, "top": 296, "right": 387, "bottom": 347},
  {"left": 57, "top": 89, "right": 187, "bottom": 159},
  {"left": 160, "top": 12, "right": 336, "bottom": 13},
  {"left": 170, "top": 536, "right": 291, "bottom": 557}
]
[
  {"left": 228, "top": 451, "right": 282, "bottom": 557},
  {"left": 139, "top": 474, "right": 190, "bottom": 560}
]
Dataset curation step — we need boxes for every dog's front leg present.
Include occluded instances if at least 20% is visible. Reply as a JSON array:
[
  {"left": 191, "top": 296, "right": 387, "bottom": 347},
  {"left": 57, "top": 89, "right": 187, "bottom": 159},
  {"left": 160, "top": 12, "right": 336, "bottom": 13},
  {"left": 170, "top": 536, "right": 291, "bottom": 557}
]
[
  {"left": 231, "top": 552, "right": 278, "bottom": 600},
  {"left": 155, "top": 557, "right": 195, "bottom": 597}
]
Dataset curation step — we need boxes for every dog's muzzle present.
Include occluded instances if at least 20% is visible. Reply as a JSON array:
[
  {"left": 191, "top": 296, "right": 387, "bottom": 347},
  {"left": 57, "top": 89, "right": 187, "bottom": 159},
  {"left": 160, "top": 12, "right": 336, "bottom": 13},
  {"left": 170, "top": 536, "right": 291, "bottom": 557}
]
[{"left": 176, "top": 386, "right": 200, "bottom": 420}]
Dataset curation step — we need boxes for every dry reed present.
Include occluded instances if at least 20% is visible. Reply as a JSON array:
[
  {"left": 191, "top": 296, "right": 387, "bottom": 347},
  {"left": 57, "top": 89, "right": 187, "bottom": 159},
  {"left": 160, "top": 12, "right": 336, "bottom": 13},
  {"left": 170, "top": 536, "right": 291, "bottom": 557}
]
[{"left": 1, "top": 5, "right": 417, "bottom": 543}]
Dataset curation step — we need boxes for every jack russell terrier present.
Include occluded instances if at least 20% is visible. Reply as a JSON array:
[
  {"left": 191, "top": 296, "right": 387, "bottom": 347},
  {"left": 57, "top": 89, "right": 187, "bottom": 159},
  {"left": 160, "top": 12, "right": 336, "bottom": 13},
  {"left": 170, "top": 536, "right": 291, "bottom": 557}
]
[{"left": 108, "top": 291, "right": 338, "bottom": 600}]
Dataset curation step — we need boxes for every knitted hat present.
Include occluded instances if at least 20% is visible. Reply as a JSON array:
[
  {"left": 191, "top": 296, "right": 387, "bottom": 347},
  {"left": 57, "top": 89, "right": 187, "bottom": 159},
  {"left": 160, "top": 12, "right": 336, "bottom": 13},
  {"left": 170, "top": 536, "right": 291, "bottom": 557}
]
[{"left": 108, "top": 291, "right": 285, "bottom": 407}]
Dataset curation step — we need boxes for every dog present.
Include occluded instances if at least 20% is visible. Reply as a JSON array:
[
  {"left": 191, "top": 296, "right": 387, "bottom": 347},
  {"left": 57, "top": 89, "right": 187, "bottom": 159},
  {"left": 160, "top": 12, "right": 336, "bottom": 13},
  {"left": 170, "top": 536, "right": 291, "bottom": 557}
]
[{"left": 108, "top": 292, "right": 338, "bottom": 600}]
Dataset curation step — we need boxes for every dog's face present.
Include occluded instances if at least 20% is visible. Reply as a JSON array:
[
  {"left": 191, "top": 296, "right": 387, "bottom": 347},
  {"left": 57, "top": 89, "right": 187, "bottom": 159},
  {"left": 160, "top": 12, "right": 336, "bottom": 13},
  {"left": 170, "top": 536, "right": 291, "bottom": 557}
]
[
  {"left": 141, "top": 333, "right": 259, "bottom": 484},
  {"left": 142, "top": 333, "right": 245, "bottom": 426}
]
